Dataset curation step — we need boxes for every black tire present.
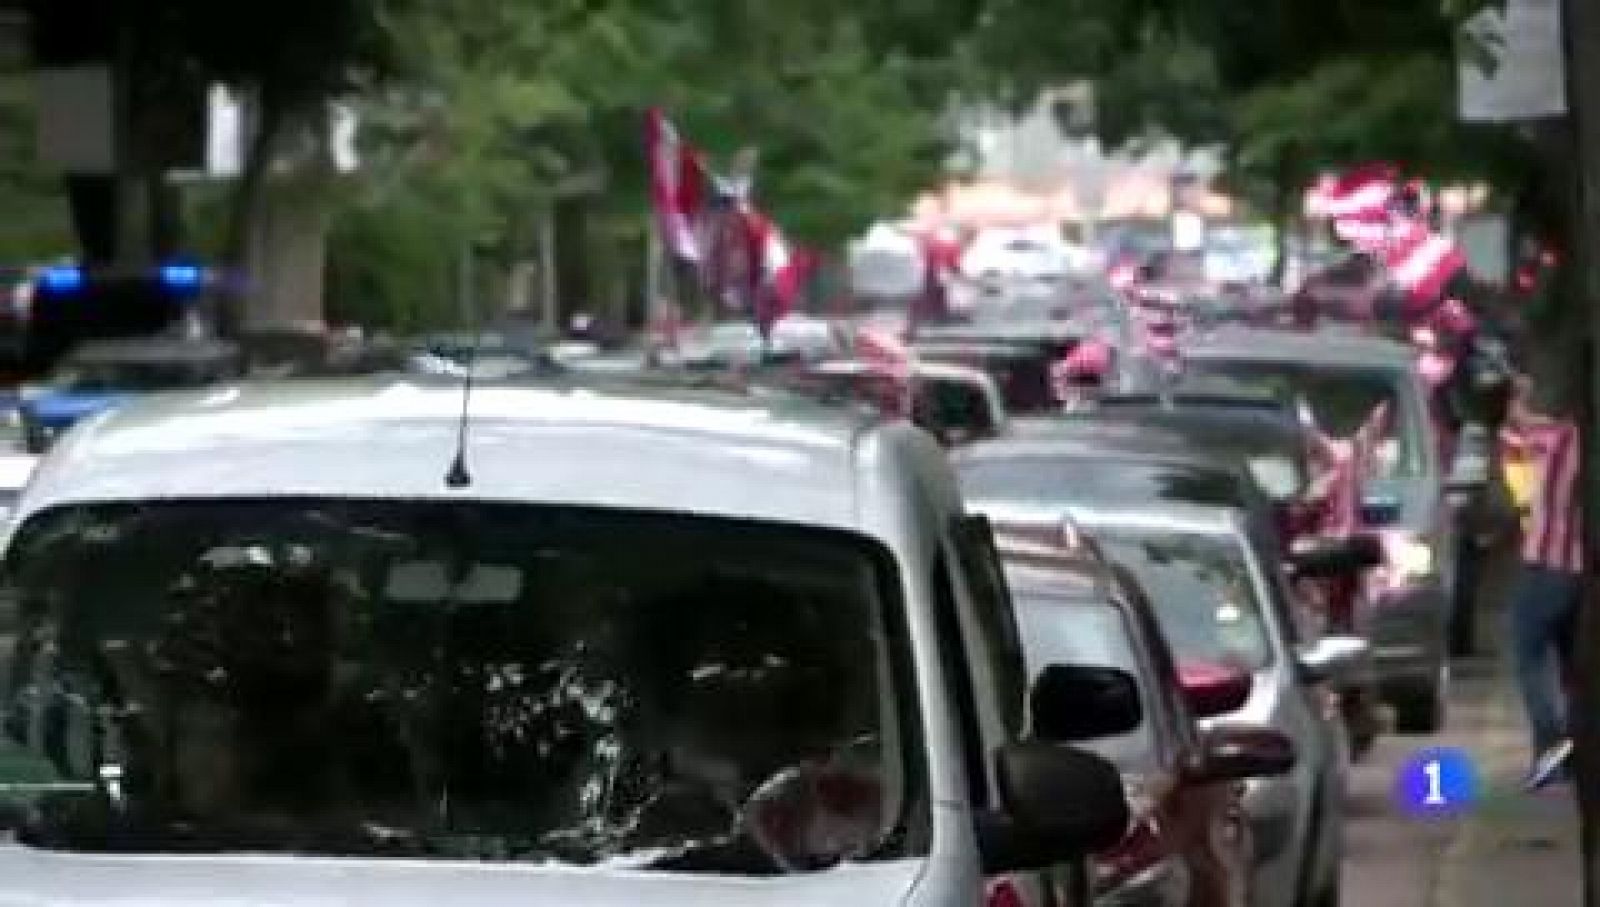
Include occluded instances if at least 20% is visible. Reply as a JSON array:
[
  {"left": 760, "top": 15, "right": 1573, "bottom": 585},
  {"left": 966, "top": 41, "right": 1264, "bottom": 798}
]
[{"left": 1392, "top": 664, "right": 1449, "bottom": 734}]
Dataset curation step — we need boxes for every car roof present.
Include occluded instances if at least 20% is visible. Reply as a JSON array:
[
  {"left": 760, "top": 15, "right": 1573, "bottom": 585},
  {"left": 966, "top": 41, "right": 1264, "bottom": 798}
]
[
  {"left": 68, "top": 336, "right": 241, "bottom": 364},
  {"left": 1062, "top": 500, "right": 1241, "bottom": 537},
  {"left": 1184, "top": 326, "right": 1416, "bottom": 369},
  {"left": 978, "top": 417, "right": 1243, "bottom": 470},
  {"left": 19, "top": 376, "right": 948, "bottom": 538},
  {"left": 0, "top": 453, "right": 38, "bottom": 489},
  {"left": 1069, "top": 401, "right": 1308, "bottom": 448},
  {"left": 808, "top": 359, "right": 995, "bottom": 384},
  {"left": 916, "top": 320, "right": 1086, "bottom": 345}
]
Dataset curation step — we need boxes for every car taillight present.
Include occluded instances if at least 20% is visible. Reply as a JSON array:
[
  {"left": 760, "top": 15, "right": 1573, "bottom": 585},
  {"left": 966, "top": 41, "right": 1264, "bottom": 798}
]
[{"left": 985, "top": 879, "right": 1026, "bottom": 907}]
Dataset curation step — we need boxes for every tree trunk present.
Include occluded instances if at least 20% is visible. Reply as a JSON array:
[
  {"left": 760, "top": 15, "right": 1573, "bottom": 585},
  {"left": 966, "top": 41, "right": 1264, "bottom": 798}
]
[
  {"left": 1269, "top": 153, "right": 1297, "bottom": 287},
  {"left": 219, "top": 95, "right": 286, "bottom": 337},
  {"left": 553, "top": 197, "right": 590, "bottom": 329},
  {"left": 1559, "top": 0, "right": 1600, "bottom": 901}
]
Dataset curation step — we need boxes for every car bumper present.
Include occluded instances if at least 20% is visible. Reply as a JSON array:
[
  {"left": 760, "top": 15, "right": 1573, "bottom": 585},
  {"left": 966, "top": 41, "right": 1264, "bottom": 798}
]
[{"left": 1364, "top": 584, "right": 1448, "bottom": 692}]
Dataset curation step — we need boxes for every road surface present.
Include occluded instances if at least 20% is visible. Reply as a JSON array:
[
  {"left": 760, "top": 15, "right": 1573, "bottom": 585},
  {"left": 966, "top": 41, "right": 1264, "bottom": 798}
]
[{"left": 1343, "top": 644, "right": 1579, "bottom": 905}]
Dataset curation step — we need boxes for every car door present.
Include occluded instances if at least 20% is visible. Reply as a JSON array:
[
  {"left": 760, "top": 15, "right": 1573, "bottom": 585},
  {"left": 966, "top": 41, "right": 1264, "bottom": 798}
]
[
  {"left": 1114, "top": 573, "right": 1252, "bottom": 907},
  {"left": 946, "top": 516, "right": 1087, "bottom": 906}
]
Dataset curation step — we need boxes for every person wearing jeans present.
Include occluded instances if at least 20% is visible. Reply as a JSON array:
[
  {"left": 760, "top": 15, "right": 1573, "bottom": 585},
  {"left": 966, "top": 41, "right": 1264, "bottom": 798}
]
[{"left": 1500, "top": 385, "right": 1583, "bottom": 790}]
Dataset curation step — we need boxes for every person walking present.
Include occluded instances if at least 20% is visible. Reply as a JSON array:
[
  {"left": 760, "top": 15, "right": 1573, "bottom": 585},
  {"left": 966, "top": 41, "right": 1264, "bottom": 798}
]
[{"left": 1499, "top": 377, "right": 1584, "bottom": 790}]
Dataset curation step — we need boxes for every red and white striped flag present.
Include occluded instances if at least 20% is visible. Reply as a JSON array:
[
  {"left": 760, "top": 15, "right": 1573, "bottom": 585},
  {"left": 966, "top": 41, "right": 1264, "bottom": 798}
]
[
  {"left": 1379, "top": 219, "right": 1469, "bottom": 312},
  {"left": 1307, "top": 163, "right": 1399, "bottom": 220},
  {"left": 855, "top": 323, "right": 913, "bottom": 380},
  {"left": 742, "top": 209, "right": 814, "bottom": 335},
  {"left": 853, "top": 323, "right": 915, "bottom": 417},
  {"left": 645, "top": 108, "right": 707, "bottom": 263}
]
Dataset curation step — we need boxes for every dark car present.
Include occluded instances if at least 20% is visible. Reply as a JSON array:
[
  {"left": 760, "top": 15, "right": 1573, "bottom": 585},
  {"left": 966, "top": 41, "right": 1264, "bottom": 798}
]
[
  {"left": 17, "top": 335, "right": 243, "bottom": 453},
  {"left": 995, "top": 530, "right": 1292, "bottom": 907},
  {"left": 781, "top": 359, "right": 1008, "bottom": 446},
  {"left": 1180, "top": 328, "right": 1455, "bottom": 733},
  {"left": 1068, "top": 392, "right": 1315, "bottom": 507},
  {"left": 911, "top": 339, "right": 1063, "bottom": 415}
]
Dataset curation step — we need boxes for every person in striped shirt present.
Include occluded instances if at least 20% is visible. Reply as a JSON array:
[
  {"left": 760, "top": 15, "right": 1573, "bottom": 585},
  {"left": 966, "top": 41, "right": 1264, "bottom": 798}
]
[{"left": 1499, "top": 377, "right": 1584, "bottom": 789}]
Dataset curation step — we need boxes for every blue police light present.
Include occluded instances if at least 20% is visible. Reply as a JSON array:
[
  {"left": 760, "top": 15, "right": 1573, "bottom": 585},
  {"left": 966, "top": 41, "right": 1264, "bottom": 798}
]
[
  {"left": 38, "top": 265, "right": 84, "bottom": 293},
  {"left": 159, "top": 264, "right": 205, "bottom": 290}
]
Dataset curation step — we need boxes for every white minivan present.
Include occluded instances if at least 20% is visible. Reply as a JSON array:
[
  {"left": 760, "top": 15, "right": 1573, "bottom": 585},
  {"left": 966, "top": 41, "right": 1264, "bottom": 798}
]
[{"left": 0, "top": 376, "right": 1130, "bottom": 905}]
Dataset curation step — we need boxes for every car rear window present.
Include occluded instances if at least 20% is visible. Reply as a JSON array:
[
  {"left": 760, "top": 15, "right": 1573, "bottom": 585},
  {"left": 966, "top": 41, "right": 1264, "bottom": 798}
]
[
  {"left": 0, "top": 500, "right": 919, "bottom": 873},
  {"left": 960, "top": 455, "right": 1247, "bottom": 510},
  {"left": 1185, "top": 359, "right": 1423, "bottom": 479}
]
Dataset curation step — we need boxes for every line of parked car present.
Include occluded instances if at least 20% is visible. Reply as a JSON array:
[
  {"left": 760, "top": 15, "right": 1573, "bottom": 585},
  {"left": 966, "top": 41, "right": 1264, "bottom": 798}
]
[{"left": 0, "top": 283, "right": 1488, "bottom": 906}]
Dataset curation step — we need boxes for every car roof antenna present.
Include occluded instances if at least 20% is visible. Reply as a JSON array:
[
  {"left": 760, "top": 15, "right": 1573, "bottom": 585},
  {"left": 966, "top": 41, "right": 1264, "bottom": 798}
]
[{"left": 445, "top": 264, "right": 482, "bottom": 489}]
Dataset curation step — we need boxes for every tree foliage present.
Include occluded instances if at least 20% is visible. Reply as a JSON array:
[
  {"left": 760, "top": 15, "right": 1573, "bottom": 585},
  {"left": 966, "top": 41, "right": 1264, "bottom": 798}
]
[
  {"left": 973, "top": 0, "right": 1530, "bottom": 208},
  {"left": 317, "top": 0, "right": 980, "bottom": 328}
]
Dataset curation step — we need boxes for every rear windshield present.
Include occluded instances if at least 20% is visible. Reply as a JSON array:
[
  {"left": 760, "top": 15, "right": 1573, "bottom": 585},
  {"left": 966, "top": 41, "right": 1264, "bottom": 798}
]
[
  {"left": 960, "top": 455, "right": 1246, "bottom": 510},
  {"left": 914, "top": 347, "right": 1059, "bottom": 415},
  {"left": 1094, "top": 529, "right": 1273, "bottom": 672},
  {"left": 804, "top": 372, "right": 997, "bottom": 437},
  {"left": 0, "top": 500, "right": 918, "bottom": 873},
  {"left": 1011, "top": 595, "right": 1157, "bottom": 771},
  {"left": 1185, "top": 359, "right": 1424, "bottom": 479},
  {"left": 1090, "top": 412, "right": 1309, "bottom": 501}
]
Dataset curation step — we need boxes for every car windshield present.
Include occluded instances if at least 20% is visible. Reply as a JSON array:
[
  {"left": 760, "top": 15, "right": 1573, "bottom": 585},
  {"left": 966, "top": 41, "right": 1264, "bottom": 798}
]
[
  {"left": 1011, "top": 594, "right": 1158, "bottom": 771},
  {"left": 1185, "top": 359, "right": 1422, "bottom": 478},
  {"left": 0, "top": 500, "right": 914, "bottom": 873},
  {"left": 960, "top": 455, "right": 1246, "bottom": 511},
  {"left": 1093, "top": 529, "right": 1273, "bottom": 672}
]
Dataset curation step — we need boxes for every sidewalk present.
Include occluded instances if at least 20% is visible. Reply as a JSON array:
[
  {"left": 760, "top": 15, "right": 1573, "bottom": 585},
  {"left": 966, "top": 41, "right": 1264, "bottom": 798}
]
[{"left": 1431, "top": 654, "right": 1580, "bottom": 907}]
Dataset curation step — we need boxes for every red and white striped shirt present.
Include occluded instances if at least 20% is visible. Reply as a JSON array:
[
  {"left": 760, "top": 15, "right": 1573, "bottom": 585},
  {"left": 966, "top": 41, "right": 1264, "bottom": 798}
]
[{"left": 1501, "top": 418, "right": 1584, "bottom": 572}]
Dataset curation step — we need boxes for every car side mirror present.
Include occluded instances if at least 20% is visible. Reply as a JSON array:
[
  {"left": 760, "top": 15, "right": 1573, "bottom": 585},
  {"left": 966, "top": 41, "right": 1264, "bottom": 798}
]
[
  {"left": 978, "top": 742, "right": 1131, "bottom": 874},
  {"left": 1178, "top": 660, "right": 1253, "bottom": 718},
  {"left": 1289, "top": 534, "right": 1382, "bottom": 579},
  {"left": 1184, "top": 725, "right": 1297, "bottom": 784},
  {"left": 1296, "top": 634, "right": 1371, "bottom": 684},
  {"left": 1029, "top": 663, "right": 1142, "bottom": 742}
]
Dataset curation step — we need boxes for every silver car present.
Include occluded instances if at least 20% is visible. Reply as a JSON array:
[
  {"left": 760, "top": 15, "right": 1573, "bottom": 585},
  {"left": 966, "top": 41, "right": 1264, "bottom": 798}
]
[
  {"left": 0, "top": 376, "right": 1127, "bottom": 905},
  {"left": 1060, "top": 504, "right": 1364, "bottom": 907}
]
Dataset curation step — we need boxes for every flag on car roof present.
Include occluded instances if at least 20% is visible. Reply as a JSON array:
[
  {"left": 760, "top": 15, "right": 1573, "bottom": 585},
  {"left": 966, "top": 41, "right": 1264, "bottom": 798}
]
[{"left": 645, "top": 108, "right": 708, "bottom": 263}]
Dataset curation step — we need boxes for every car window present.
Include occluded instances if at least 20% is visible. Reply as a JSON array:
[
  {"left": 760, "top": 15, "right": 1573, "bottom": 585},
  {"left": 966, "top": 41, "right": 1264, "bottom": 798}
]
[
  {"left": 1187, "top": 360, "right": 1422, "bottom": 478},
  {"left": 1105, "top": 565, "right": 1200, "bottom": 757},
  {"left": 916, "top": 379, "right": 998, "bottom": 439},
  {"left": 950, "top": 517, "right": 1028, "bottom": 740},
  {"left": 1012, "top": 595, "right": 1159, "bottom": 772},
  {"left": 1096, "top": 529, "right": 1274, "bottom": 672},
  {"left": 0, "top": 500, "right": 921, "bottom": 872}
]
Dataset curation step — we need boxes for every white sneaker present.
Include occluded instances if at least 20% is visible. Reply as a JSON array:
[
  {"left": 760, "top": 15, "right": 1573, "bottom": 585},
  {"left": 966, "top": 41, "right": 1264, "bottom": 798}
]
[{"left": 1525, "top": 738, "right": 1574, "bottom": 791}]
